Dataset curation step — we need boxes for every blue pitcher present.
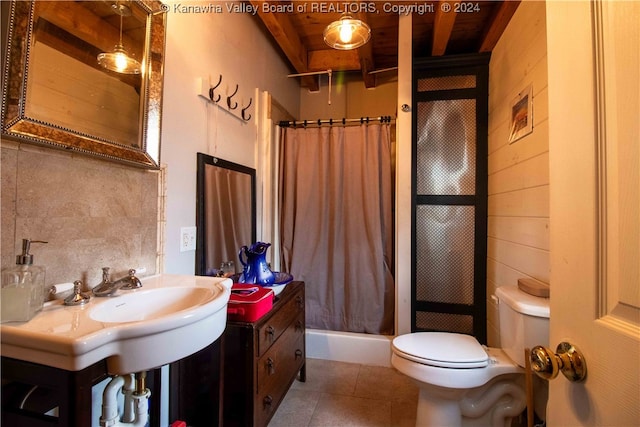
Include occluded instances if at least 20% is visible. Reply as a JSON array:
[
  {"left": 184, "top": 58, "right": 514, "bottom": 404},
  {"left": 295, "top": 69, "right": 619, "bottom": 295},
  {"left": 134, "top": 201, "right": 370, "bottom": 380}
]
[{"left": 238, "top": 242, "right": 275, "bottom": 285}]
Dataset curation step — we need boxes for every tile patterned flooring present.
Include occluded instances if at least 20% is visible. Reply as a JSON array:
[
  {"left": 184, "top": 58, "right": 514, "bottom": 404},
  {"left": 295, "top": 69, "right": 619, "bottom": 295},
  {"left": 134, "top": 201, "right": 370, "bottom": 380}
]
[{"left": 268, "top": 358, "right": 419, "bottom": 427}]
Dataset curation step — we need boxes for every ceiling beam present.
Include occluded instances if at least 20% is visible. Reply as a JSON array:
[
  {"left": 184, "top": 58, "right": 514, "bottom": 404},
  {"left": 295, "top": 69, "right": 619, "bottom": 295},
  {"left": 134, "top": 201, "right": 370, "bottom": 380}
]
[
  {"left": 37, "top": 1, "right": 137, "bottom": 55},
  {"left": 249, "top": 0, "right": 318, "bottom": 90},
  {"left": 432, "top": 1, "right": 457, "bottom": 56},
  {"left": 478, "top": 0, "right": 521, "bottom": 52},
  {"left": 308, "top": 50, "right": 360, "bottom": 71},
  {"left": 352, "top": 11, "right": 376, "bottom": 88},
  {"left": 358, "top": 25, "right": 376, "bottom": 88}
]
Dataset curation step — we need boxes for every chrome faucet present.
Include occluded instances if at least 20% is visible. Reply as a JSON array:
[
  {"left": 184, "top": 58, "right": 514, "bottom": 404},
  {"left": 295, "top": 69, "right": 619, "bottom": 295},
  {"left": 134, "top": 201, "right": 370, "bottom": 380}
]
[{"left": 92, "top": 267, "right": 142, "bottom": 297}]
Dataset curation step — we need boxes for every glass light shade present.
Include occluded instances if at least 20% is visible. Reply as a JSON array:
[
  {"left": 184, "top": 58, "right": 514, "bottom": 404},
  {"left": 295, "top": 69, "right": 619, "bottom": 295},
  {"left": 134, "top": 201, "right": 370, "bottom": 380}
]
[
  {"left": 323, "top": 16, "right": 371, "bottom": 50},
  {"left": 97, "top": 44, "right": 141, "bottom": 74}
]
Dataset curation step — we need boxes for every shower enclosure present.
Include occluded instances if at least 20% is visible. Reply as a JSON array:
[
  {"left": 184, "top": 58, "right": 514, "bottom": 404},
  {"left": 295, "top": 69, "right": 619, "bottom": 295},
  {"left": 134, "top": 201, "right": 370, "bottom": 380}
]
[{"left": 412, "top": 54, "right": 489, "bottom": 343}]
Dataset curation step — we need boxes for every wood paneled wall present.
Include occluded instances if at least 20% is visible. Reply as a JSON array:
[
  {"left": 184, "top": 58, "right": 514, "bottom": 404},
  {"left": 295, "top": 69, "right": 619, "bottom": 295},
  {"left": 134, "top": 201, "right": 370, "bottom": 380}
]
[{"left": 486, "top": 1, "right": 549, "bottom": 346}]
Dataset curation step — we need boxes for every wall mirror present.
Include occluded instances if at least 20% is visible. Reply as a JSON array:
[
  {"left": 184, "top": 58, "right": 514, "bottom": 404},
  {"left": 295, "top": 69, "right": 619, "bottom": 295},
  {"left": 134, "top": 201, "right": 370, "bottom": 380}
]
[
  {"left": 1, "top": 0, "right": 166, "bottom": 169},
  {"left": 196, "top": 153, "right": 256, "bottom": 276}
]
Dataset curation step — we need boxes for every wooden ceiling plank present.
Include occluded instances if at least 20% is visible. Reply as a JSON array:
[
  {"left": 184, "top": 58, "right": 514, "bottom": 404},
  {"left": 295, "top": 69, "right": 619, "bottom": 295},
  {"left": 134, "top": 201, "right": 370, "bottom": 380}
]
[
  {"left": 432, "top": 1, "right": 457, "bottom": 56},
  {"left": 309, "top": 50, "right": 361, "bottom": 71},
  {"left": 249, "top": 0, "right": 318, "bottom": 90},
  {"left": 478, "top": 0, "right": 521, "bottom": 52},
  {"left": 251, "top": 2, "right": 514, "bottom": 88}
]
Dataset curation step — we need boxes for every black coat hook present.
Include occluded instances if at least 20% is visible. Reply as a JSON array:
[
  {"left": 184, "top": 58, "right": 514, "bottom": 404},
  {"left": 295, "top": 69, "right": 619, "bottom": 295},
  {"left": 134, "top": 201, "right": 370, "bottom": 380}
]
[
  {"left": 209, "top": 75, "right": 222, "bottom": 103},
  {"left": 241, "top": 97, "right": 252, "bottom": 121},
  {"left": 227, "top": 84, "right": 239, "bottom": 110}
]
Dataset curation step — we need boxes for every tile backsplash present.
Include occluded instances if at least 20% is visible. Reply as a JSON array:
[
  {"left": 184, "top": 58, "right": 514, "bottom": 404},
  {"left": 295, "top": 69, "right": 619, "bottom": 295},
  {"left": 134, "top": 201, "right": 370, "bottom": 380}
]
[{"left": 1, "top": 140, "right": 160, "bottom": 294}]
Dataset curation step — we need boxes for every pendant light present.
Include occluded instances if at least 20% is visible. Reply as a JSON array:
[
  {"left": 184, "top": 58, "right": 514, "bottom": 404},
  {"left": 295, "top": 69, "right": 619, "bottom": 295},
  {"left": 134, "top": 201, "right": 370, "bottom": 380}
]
[
  {"left": 323, "top": 14, "right": 371, "bottom": 50},
  {"left": 97, "top": 2, "right": 141, "bottom": 74}
]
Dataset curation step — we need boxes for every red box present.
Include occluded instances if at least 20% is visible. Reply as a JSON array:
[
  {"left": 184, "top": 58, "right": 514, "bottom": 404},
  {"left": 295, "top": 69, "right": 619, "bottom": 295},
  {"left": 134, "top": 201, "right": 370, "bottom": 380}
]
[{"left": 227, "top": 284, "right": 274, "bottom": 322}]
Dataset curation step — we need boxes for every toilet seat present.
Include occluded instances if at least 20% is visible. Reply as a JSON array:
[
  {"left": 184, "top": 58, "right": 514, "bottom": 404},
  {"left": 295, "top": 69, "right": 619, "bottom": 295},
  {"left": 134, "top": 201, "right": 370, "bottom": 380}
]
[{"left": 392, "top": 332, "right": 489, "bottom": 368}]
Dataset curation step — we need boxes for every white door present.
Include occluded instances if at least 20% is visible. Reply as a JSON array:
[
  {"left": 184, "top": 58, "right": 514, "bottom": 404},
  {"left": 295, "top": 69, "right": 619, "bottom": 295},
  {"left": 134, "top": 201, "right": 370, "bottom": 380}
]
[{"left": 546, "top": 1, "right": 640, "bottom": 425}]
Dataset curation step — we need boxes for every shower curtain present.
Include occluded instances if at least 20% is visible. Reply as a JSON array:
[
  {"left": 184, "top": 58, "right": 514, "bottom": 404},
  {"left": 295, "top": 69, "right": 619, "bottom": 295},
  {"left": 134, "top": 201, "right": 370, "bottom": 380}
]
[{"left": 278, "top": 124, "right": 394, "bottom": 334}]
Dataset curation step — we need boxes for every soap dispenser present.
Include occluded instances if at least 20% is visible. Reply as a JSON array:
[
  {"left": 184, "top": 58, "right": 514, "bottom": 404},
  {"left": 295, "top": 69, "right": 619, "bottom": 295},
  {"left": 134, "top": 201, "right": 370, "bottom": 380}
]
[{"left": 1, "top": 239, "right": 47, "bottom": 323}]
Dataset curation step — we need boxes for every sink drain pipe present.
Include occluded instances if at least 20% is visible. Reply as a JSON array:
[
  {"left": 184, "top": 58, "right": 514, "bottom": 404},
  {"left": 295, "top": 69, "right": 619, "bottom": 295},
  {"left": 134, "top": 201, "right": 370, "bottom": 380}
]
[{"left": 100, "top": 372, "right": 151, "bottom": 427}]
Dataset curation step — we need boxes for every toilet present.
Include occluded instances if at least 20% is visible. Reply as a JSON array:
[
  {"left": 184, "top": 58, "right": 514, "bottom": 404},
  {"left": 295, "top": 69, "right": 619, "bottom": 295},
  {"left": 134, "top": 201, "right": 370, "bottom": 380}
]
[{"left": 392, "top": 285, "right": 550, "bottom": 427}]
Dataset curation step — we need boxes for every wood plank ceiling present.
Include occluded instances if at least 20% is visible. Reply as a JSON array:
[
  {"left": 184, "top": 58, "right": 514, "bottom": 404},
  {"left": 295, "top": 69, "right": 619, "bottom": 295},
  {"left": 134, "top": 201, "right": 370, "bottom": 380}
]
[{"left": 250, "top": 0, "right": 521, "bottom": 90}]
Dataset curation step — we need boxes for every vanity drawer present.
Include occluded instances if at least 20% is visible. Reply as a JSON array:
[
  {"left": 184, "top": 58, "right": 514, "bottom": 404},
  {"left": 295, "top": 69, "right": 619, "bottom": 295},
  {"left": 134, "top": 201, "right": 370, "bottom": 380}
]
[
  {"left": 255, "top": 332, "right": 305, "bottom": 427},
  {"left": 257, "top": 312, "right": 305, "bottom": 393},
  {"left": 257, "top": 287, "right": 304, "bottom": 356}
]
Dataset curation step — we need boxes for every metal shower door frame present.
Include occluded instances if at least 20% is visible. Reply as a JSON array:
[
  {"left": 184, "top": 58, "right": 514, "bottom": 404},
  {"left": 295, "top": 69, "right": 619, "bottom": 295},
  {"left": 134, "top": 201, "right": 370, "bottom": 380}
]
[{"left": 411, "top": 53, "right": 490, "bottom": 343}]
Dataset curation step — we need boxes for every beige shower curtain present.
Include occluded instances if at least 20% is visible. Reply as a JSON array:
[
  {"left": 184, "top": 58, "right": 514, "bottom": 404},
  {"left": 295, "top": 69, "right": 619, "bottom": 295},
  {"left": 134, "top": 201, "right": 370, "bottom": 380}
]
[{"left": 279, "top": 124, "right": 394, "bottom": 334}]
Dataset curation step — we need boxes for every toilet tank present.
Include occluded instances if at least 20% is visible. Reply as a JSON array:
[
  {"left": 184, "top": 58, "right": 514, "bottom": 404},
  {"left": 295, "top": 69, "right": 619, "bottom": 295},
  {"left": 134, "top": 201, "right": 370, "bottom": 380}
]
[{"left": 495, "top": 286, "right": 550, "bottom": 367}]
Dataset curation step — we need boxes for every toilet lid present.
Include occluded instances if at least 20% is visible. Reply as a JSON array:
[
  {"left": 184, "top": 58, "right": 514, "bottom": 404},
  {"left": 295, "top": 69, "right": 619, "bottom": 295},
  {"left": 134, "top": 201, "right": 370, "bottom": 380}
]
[{"left": 393, "top": 332, "right": 489, "bottom": 368}]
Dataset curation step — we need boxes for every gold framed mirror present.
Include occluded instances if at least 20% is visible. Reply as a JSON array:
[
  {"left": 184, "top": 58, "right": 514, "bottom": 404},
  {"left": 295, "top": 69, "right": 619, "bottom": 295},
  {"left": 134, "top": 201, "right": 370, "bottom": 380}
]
[{"left": 1, "top": 0, "right": 166, "bottom": 169}]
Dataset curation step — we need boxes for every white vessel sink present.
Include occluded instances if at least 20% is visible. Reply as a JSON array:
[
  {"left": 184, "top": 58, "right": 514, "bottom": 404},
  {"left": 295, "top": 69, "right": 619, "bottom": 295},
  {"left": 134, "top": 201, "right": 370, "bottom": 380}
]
[{"left": 0, "top": 274, "right": 232, "bottom": 375}]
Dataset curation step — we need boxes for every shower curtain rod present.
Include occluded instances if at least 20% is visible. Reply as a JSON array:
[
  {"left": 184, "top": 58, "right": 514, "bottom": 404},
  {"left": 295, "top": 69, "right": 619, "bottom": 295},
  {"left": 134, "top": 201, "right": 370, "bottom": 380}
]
[{"left": 278, "top": 116, "right": 394, "bottom": 128}]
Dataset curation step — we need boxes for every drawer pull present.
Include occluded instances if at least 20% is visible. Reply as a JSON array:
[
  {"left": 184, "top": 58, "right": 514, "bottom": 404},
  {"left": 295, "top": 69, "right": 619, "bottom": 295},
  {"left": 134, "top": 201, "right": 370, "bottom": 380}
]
[
  {"left": 295, "top": 349, "right": 303, "bottom": 359},
  {"left": 267, "top": 357, "right": 276, "bottom": 375},
  {"left": 263, "top": 395, "right": 273, "bottom": 408},
  {"left": 265, "top": 325, "right": 275, "bottom": 338},
  {"left": 295, "top": 295, "right": 304, "bottom": 309},
  {"left": 295, "top": 320, "right": 304, "bottom": 332}
]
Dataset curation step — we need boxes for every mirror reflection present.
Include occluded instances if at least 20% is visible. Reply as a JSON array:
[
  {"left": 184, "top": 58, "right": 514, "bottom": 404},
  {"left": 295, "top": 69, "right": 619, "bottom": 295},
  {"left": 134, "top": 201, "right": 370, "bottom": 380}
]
[
  {"left": 1, "top": 0, "right": 166, "bottom": 168},
  {"left": 196, "top": 153, "right": 256, "bottom": 276},
  {"left": 27, "top": 1, "right": 145, "bottom": 147}
]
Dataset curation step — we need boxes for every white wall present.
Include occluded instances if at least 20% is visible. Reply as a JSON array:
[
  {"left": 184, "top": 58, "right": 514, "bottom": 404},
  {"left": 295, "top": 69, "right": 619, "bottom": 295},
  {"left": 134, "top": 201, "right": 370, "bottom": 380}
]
[
  {"left": 160, "top": 1, "right": 300, "bottom": 274},
  {"left": 299, "top": 72, "right": 397, "bottom": 119},
  {"left": 486, "top": 1, "right": 549, "bottom": 346}
]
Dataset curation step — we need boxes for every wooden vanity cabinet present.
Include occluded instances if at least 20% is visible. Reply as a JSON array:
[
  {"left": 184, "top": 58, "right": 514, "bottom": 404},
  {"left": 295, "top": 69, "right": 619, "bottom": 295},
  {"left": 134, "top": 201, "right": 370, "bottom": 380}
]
[
  {"left": 223, "top": 281, "right": 306, "bottom": 427},
  {"left": 0, "top": 357, "right": 161, "bottom": 427}
]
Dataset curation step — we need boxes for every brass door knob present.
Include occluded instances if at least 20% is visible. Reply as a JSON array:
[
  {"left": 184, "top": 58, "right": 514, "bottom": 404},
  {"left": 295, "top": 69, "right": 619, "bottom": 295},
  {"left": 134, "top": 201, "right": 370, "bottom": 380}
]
[{"left": 530, "top": 342, "right": 587, "bottom": 382}]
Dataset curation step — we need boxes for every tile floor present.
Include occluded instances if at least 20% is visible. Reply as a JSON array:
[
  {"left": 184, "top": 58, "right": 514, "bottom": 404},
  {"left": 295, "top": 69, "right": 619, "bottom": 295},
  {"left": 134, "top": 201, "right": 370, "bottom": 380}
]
[{"left": 268, "top": 358, "right": 419, "bottom": 427}]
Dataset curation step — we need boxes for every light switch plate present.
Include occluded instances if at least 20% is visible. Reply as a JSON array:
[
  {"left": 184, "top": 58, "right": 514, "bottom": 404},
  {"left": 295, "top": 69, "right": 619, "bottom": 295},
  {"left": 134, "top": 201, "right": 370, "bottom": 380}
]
[{"left": 180, "top": 226, "right": 197, "bottom": 252}]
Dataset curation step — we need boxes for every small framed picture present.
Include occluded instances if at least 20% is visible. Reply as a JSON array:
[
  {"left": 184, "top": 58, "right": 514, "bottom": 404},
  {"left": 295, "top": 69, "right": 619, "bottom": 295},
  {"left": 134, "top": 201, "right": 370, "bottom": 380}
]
[{"left": 509, "top": 84, "right": 533, "bottom": 143}]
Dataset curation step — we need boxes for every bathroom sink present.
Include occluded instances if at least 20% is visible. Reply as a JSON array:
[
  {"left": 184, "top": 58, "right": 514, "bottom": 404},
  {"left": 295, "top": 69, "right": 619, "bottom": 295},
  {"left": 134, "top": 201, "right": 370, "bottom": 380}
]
[
  {"left": 0, "top": 274, "right": 232, "bottom": 375},
  {"left": 90, "top": 286, "right": 215, "bottom": 323}
]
